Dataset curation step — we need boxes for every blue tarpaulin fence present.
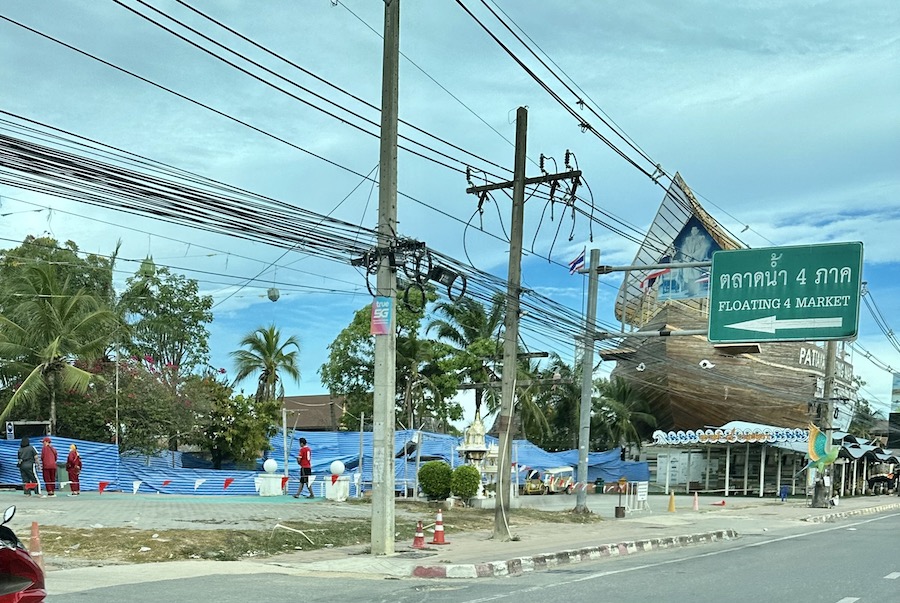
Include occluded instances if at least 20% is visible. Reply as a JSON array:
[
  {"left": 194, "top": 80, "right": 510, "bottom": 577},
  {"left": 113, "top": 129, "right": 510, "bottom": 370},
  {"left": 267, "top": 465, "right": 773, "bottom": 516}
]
[{"left": 0, "top": 430, "right": 649, "bottom": 495}]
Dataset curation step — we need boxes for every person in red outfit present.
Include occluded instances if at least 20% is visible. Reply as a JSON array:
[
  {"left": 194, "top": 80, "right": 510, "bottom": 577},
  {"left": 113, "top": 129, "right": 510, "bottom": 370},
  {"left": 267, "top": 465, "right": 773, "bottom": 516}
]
[
  {"left": 66, "top": 444, "right": 82, "bottom": 496},
  {"left": 41, "top": 437, "right": 58, "bottom": 496},
  {"left": 293, "top": 438, "right": 314, "bottom": 499}
]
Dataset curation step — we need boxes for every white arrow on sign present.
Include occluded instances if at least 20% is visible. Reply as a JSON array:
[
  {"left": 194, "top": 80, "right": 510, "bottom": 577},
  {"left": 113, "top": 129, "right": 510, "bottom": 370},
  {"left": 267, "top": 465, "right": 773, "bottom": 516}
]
[{"left": 724, "top": 315, "right": 843, "bottom": 334}]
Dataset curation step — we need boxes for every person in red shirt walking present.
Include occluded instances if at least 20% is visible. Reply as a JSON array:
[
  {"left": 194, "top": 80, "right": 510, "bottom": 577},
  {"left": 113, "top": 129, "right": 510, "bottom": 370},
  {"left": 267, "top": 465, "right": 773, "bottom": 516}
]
[
  {"left": 41, "top": 437, "right": 58, "bottom": 496},
  {"left": 293, "top": 438, "right": 314, "bottom": 499},
  {"left": 66, "top": 444, "right": 82, "bottom": 496}
]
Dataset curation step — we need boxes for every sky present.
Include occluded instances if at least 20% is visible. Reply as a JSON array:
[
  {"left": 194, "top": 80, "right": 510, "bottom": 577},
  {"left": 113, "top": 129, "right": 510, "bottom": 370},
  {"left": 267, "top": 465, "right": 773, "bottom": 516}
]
[{"left": 0, "top": 1, "right": 898, "bottom": 424}]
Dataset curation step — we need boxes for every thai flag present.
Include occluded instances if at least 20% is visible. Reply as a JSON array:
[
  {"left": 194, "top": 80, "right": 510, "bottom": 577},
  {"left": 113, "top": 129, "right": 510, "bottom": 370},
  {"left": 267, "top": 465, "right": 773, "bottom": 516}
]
[
  {"left": 695, "top": 269, "right": 710, "bottom": 284},
  {"left": 568, "top": 248, "right": 586, "bottom": 274},
  {"left": 640, "top": 267, "right": 671, "bottom": 289}
]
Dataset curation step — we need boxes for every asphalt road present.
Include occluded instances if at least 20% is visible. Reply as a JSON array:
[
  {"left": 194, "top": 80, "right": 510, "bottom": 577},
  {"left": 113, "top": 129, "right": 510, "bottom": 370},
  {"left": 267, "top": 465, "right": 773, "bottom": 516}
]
[{"left": 45, "top": 511, "right": 900, "bottom": 603}]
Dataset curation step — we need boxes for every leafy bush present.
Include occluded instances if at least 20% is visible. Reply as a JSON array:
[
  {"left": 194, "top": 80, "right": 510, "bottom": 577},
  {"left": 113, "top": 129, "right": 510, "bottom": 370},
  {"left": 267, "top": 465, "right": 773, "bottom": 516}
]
[
  {"left": 451, "top": 464, "right": 482, "bottom": 499},
  {"left": 418, "top": 461, "right": 452, "bottom": 500}
]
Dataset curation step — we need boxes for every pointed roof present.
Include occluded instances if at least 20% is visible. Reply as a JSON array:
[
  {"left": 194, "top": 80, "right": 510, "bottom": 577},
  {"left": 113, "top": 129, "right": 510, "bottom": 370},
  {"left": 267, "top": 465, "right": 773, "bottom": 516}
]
[{"left": 614, "top": 173, "right": 742, "bottom": 327}]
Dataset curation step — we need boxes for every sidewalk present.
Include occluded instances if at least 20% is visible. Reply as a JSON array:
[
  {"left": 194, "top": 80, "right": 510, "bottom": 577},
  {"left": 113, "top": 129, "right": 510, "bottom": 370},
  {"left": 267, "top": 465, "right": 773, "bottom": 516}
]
[{"left": 258, "top": 493, "right": 900, "bottom": 579}]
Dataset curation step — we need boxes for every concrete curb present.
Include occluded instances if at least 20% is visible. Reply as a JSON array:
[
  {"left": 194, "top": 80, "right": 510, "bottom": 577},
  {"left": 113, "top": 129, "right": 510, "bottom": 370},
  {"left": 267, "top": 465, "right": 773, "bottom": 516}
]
[
  {"left": 802, "top": 501, "right": 900, "bottom": 524},
  {"left": 411, "top": 529, "right": 739, "bottom": 579}
]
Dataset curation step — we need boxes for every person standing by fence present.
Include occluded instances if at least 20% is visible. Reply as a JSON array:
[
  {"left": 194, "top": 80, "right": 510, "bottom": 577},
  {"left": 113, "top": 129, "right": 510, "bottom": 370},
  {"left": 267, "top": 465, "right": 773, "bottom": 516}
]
[
  {"left": 66, "top": 444, "right": 82, "bottom": 496},
  {"left": 17, "top": 437, "right": 39, "bottom": 496},
  {"left": 40, "top": 437, "right": 58, "bottom": 497}
]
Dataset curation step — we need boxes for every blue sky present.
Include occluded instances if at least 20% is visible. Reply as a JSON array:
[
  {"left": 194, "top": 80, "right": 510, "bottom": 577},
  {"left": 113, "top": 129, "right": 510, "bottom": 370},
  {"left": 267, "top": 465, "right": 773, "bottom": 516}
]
[{"left": 1, "top": 1, "right": 898, "bottom": 422}]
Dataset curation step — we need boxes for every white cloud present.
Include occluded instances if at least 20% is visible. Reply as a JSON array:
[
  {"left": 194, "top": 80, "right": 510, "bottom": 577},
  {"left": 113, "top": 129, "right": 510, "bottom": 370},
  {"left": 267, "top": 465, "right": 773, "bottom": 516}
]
[{"left": 0, "top": 0, "right": 897, "bottom": 415}]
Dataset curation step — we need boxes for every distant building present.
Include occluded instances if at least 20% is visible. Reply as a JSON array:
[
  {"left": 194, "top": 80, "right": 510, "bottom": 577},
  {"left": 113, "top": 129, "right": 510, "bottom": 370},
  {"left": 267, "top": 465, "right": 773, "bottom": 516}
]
[{"left": 281, "top": 394, "right": 346, "bottom": 431}]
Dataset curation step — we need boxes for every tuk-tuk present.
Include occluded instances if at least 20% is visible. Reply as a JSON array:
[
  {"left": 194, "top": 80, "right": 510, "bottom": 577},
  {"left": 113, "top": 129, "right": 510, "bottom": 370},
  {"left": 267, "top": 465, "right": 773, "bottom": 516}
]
[
  {"left": 542, "top": 466, "right": 575, "bottom": 494},
  {"left": 522, "top": 469, "right": 546, "bottom": 495},
  {"left": 521, "top": 467, "right": 575, "bottom": 495}
]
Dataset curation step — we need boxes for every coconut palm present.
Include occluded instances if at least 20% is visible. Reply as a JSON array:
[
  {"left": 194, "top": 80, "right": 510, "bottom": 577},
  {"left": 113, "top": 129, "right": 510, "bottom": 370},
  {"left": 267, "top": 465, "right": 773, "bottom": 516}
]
[
  {"left": 0, "top": 264, "right": 119, "bottom": 433},
  {"left": 594, "top": 376, "right": 657, "bottom": 452},
  {"left": 534, "top": 353, "right": 582, "bottom": 450},
  {"left": 512, "top": 357, "right": 552, "bottom": 441},
  {"left": 426, "top": 293, "right": 505, "bottom": 416},
  {"left": 230, "top": 324, "right": 301, "bottom": 402}
]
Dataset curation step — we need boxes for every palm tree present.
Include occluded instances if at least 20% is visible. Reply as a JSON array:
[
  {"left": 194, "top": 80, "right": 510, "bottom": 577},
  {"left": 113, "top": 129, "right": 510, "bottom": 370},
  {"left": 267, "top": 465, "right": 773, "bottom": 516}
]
[
  {"left": 535, "top": 353, "right": 581, "bottom": 449},
  {"left": 594, "top": 376, "right": 657, "bottom": 452},
  {"left": 426, "top": 293, "right": 505, "bottom": 416},
  {"left": 0, "top": 264, "right": 119, "bottom": 433},
  {"left": 230, "top": 325, "right": 301, "bottom": 403},
  {"left": 511, "top": 357, "right": 551, "bottom": 441}
]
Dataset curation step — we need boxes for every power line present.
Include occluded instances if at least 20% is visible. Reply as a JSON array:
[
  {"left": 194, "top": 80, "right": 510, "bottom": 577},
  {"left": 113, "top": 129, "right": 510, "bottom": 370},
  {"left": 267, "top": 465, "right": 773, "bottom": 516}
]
[{"left": 112, "top": 0, "right": 509, "bottom": 178}]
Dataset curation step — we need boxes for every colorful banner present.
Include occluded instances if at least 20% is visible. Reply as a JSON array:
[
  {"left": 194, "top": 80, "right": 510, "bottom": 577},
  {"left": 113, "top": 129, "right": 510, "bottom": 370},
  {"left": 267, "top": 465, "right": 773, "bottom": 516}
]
[
  {"left": 652, "top": 427, "right": 808, "bottom": 446},
  {"left": 370, "top": 296, "right": 392, "bottom": 335}
]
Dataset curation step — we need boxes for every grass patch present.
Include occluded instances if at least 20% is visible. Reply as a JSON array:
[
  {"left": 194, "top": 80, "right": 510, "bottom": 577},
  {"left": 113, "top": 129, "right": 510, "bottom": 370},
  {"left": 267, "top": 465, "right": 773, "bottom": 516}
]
[
  {"left": 39, "top": 521, "right": 373, "bottom": 564},
  {"left": 37, "top": 503, "right": 602, "bottom": 565}
]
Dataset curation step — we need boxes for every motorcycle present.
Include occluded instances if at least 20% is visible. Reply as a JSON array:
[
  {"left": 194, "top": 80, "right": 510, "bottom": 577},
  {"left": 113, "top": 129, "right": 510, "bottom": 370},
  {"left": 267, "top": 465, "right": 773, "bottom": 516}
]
[{"left": 0, "top": 506, "right": 46, "bottom": 602}]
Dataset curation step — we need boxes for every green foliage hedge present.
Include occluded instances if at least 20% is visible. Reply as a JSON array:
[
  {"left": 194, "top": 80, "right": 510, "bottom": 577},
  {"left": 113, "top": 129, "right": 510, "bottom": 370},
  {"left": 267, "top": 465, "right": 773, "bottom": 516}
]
[
  {"left": 451, "top": 464, "right": 481, "bottom": 499},
  {"left": 418, "top": 460, "right": 452, "bottom": 500}
]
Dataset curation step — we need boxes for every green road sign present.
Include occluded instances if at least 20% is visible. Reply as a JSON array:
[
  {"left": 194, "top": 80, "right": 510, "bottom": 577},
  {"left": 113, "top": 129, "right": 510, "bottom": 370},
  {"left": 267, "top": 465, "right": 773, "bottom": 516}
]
[{"left": 708, "top": 242, "right": 863, "bottom": 343}]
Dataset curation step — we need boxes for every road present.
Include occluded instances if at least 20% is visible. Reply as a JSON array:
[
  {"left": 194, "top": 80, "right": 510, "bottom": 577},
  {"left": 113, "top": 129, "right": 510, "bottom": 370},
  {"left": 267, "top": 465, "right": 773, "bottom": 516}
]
[{"left": 46, "top": 511, "right": 900, "bottom": 603}]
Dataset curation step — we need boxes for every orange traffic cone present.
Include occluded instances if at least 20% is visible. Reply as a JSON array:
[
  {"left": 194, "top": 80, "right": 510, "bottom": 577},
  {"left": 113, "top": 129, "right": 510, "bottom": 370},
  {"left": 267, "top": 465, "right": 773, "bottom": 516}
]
[
  {"left": 29, "top": 522, "right": 44, "bottom": 572},
  {"left": 711, "top": 500, "right": 726, "bottom": 507},
  {"left": 412, "top": 520, "right": 426, "bottom": 549},
  {"left": 692, "top": 492, "right": 699, "bottom": 511},
  {"left": 429, "top": 510, "right": 449, "bottom": 545},
  {"left": 667, "top": 491, "right": 676, "bottom": 513}
]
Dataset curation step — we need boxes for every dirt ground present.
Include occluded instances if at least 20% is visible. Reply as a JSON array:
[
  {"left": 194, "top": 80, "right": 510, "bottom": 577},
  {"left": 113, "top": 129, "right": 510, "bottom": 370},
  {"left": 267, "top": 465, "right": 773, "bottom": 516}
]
[{"left": 38, "top": 501, "right": 603, "bottom": 566}]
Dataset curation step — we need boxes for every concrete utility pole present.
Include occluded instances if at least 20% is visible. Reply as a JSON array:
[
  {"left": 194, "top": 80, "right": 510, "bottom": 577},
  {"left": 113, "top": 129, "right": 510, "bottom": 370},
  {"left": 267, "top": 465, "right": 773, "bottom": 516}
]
[
  {"left": 466, "top": 107, "right": 581, "bottom": 540},
  {"left": 813, "top": 339, "right": 838, "bottom": 508},
  {"left": 574, "top": 249, "right": 600, "bottom": 514},
  {"left": 371, "top": 0, "right": 399, "bottom": 555},
  {"left": 493, "top": 106, "right": 528, "bottom": 540}
]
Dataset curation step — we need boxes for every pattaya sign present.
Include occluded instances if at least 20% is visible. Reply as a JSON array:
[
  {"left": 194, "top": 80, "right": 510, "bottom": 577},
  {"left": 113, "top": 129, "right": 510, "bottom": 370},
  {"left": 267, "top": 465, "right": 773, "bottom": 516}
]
[{"left": 652, "top": 427, "right": 809, "bottom": 446}]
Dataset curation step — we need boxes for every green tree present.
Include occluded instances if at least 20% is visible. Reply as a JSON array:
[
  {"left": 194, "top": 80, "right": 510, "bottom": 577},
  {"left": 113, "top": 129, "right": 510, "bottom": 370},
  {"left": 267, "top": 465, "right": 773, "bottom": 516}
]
[
  {"left": 183, "top": 373, "right": 279, "bottom": 469},
  {"left": 511, "top": 357, "right": 552, "bottom": 442},
  {"left": 320, "top": 287, "right": 462, "bottom": 431},
  {"left": 397, "top": 333, "right": 461, "bottom": 431},
  {"left": 230, "top": 324, "right": 301, "bottom": 404},
  {"left": 594, "top": 376, "right": 657, "bottom": 452},
  {"left": 533, "top": 354, "right": 581, "bottom": 450},
  {"left": 426, "top": 293, "right": 505, "bottom": 416},
  {"left": 119, "top": 258, "right": 213, "bottom": 376},
  {"left": 58, "top": 357, "right": 181, "bottom": 453},
  {"left": 0, "top": 235, "right": 118, "bottom": 313},
  {"left": 0, "top": 263, "right": 119, "bottom": 433},
  {"left": 319, "top": 306, "right": 374, "bottom": 427}
]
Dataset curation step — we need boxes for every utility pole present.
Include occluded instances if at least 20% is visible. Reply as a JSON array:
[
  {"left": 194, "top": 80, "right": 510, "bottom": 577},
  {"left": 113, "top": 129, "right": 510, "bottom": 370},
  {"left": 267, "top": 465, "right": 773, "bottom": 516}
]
[
  {"left": 574, "top": 249, "right": 600, "bottom": 513},
  {"left": 371, "top": 0, "right": 399, "bottom": 555},
  {"left": 466, "top": 107, "right": 581, "bottom": 540},
  {"left": 493, "top": 105, "right": 527, "bottom": 541},
  {"left": 813, "top": 339, "right": 838, "bottom": 507}
]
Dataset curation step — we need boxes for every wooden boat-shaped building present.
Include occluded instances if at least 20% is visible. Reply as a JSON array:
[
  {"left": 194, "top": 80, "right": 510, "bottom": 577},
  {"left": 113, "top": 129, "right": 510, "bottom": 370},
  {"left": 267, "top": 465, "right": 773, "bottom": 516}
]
[{"left": 603, "top": 174, "right": 857, "bottom": 433}]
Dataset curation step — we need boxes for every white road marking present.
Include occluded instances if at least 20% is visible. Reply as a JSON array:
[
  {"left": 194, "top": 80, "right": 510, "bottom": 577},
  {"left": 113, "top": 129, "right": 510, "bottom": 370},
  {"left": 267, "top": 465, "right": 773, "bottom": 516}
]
[
  {"left": 885, "top": 572, "right": 900, "bottom": 579},
  {"left": 458, "top": 513, "right": 900, "bottom": 603}
]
